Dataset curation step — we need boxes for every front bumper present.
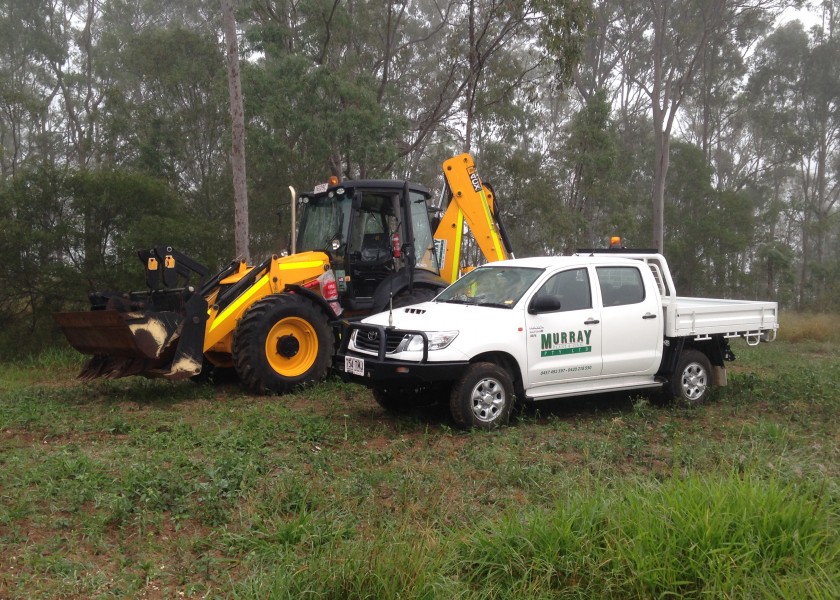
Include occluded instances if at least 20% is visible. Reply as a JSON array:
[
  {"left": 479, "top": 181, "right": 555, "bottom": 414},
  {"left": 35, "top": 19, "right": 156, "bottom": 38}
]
[{"left": 333, "top": 322, "right": 469, "bottom": 386}]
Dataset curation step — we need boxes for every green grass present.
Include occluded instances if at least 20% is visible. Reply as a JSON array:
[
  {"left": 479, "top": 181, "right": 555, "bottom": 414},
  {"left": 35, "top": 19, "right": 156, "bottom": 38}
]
[{"left": 0, "top": 328, "right": 838, "bottom": 599}]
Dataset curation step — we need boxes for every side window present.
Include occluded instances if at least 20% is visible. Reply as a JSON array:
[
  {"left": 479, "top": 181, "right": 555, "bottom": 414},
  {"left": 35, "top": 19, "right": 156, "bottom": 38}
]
[
  {"left": 409, "top": 191, "right": 439, "bottom": 271},
  {"left": 534, "top": 268, "right": 591, "bottom": 312},
  {"left": 596, "top": 267, "right": 645, "bottom": 307},
  {"left": 349, "top": 194, "right": 394, "bottom": 262}
]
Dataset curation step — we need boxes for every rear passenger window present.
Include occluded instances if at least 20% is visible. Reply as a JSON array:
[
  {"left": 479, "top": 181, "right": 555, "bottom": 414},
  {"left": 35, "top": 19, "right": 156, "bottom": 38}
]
[{"left": 596, "top": 267, "right": 645, "bottom": 306}]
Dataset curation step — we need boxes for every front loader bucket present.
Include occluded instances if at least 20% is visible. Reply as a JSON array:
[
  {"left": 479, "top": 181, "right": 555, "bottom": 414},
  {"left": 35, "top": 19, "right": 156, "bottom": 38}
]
[{"left": 53, "top": 309, "right": 195, "bottom": 381}]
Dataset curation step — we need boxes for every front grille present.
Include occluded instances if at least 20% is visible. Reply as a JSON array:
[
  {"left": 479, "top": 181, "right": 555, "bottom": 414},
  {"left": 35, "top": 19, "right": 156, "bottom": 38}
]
[{"left": 354, "top": 329, "right": 409, "bottom": 354}]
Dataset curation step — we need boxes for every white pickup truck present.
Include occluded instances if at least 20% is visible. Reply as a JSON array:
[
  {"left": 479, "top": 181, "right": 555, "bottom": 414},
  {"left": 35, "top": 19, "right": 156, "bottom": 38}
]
[{"left": 334, "top": 251, "right": 779, "bottom": 429}]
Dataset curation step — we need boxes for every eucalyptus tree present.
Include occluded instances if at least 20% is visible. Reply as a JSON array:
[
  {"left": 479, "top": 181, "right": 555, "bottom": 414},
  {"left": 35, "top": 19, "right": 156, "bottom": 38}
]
[
  {"left": 222, "top": 0, "right": 250, "bottom": 262},
  {"left": 748, "top": 16, "right": 840, "bottom": 309},
  {"left": 237, "top": 0, "right": 582, "bottom": 261},
  {"left": 602, "top": 0, "right": 787, "bottom": 252},
  {"left": 678, "top": 2, "right": 776, "bottom": 191},
  {"left": 0, "top": 0, "right": 69, "bottom": 177}
]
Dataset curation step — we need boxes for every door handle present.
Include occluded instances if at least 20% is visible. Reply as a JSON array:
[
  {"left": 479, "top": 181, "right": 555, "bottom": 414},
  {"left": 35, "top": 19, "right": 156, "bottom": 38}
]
[
  {"left": 642, "top": 313, "right": 657, "bottom": 320},
  {"left": 584, "top": 318, "right": 600, "bottom": 325}
]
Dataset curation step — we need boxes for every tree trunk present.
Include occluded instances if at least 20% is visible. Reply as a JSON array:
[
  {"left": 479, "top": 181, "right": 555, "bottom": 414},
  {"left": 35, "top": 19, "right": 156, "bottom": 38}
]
[
  {"left": 652, "top": 130, "right": 669, "bottom": 253},
  {"left": 222, "top": 0, "right": 249, "bottom": 263}
]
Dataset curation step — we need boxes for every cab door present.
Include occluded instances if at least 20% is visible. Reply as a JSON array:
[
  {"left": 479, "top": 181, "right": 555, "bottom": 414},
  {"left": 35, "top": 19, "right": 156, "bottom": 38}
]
[
  {"left": 524, "top": 267, "right": 603, "bottom": 389},
  {"left": 595, "top": 265, "right": 662, "bottom": 376}
]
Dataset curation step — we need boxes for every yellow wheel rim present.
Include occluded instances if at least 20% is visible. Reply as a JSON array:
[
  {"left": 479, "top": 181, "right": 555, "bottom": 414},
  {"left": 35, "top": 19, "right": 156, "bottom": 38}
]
[{"left": 264, "top": 316, "right": 319, "bottom": 377}]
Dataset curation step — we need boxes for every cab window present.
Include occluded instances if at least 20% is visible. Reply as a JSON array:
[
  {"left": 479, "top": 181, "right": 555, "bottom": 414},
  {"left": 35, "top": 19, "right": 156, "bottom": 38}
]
[
  {"left": 596, "top": 267, "right": 645, "bottom": 306},
  {"left": 348, "top": 193, "right": 397, "bottom": 263},
  {"left": 532, "top": 268, "right": 591, "bottom": 312},
  {"left": 409, "top": 191, "right": 439, "bottom": 272}
]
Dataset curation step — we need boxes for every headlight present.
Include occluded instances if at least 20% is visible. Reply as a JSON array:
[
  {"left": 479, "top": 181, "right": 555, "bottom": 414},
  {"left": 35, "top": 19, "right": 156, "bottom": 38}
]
[{"left": 405, "top": 330, "right": 458, "bottom": 352}]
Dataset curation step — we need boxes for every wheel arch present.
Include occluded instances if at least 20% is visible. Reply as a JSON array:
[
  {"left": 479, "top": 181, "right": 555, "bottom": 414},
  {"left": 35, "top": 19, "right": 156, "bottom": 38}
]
[
  {"left": 470, "top": 351, "right": 523, "bottom": 398},
  {"left": 284, "top": 284, "right": 338, "bottom": 322},
  {"left": 658, "top": 335, "right": 729, "bottom": 378}
]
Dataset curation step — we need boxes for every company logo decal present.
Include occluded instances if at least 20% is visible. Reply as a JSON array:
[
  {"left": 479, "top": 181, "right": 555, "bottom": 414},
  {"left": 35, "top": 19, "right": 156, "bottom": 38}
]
[
  {"left": 540, "top": 330, "right": 592, "bottom": 357},
  {"left": 468, "top": 167, "right": 482, "bottom": 192}
]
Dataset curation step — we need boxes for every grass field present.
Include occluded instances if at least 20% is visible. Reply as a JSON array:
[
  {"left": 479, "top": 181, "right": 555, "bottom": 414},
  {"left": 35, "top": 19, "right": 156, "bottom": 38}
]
[{"left": 1, "top": 314, "right": 838, "bottom": 599}]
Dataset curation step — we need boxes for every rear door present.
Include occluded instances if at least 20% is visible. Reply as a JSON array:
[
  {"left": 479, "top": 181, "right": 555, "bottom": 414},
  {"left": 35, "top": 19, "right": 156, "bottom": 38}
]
[
  {"left": 595, "top": 265, "right": 662, "bottom": 376},
  {"left": 524, "top": 267, "right": 603, "bottom": 388}
]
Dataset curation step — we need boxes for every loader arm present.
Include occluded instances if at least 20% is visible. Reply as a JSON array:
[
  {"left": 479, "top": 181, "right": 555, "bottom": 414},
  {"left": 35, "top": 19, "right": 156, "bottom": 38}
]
[{"left": 435, "top": 153, "right": 514, "bottom": 283}]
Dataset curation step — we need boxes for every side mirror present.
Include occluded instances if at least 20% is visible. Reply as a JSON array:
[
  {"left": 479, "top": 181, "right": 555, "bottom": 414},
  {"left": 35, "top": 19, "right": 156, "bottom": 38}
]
[{"left": 528, "top": 295, "right": 563, "bottom": 314}]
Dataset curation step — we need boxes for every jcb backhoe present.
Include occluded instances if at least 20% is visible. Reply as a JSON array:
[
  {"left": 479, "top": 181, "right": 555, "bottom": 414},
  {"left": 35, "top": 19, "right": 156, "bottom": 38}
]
[{"left": 54, "top": 153, "right": 513, "bottom": 394}]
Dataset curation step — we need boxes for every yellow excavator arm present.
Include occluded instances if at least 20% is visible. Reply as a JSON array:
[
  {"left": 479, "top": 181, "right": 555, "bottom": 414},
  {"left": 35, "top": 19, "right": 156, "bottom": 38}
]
[{"left": 435, "top": 153, "right": 513, "bottom": 283}]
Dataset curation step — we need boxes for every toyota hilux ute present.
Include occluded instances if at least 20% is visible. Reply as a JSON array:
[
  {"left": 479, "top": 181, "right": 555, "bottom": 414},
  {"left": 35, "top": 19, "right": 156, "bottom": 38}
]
[{"left": 334, "top": 250, "right": 779, "bottom": 429}]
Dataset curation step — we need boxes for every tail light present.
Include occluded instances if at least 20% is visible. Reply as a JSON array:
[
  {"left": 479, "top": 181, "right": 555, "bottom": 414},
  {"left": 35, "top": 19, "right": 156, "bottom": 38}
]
[
  {"left": 300, "top": 271, "right": 342, "bottom": 317},
  {"left": 318, "top": 270, "right": 342, "bottom": 316},
  {"left": 391, "top": 232, "right": 401, "bottom": 258}
]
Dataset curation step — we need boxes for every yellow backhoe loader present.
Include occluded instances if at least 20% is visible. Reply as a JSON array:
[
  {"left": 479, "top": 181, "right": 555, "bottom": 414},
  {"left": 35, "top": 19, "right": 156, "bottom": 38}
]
[{"left": 54, "top": 153, "right": 513, "bottom": 393}]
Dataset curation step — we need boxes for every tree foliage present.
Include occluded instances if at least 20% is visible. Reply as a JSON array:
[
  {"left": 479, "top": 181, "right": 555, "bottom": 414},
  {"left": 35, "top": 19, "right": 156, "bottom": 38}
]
[{"left": 0, "top": 0, "right": 839, "bottom": 356}]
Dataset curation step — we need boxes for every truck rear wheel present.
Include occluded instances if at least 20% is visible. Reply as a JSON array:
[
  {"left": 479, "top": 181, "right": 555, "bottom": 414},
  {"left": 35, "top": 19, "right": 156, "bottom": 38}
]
[
  {"left": 449, "top": 362, "right": 513, "bottom": 430},
  {"left": 670, "top": 349, "right": 712, "bottom": 405},
  {"left": 233, "top": 294, "right": 334, "bottom": 394}
]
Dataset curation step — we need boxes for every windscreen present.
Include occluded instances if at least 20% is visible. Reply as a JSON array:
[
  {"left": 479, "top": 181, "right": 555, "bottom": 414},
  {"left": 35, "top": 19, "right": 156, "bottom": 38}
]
[
  {"left": 436, "top": 266, "right": 543, "bottom": 308},
  {"left": 297, "top": 195, "right": 353, "bottom": 252}
]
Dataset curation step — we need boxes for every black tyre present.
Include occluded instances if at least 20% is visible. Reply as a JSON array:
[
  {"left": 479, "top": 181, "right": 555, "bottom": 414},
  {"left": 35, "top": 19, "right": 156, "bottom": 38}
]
[
  {"left": 392, "top": 286, "right": 440, "bottom": 308},
  {"left": 449, "top": 362, "right": 514, "bottom": 430},
  {"left": 669, "top": 349, "right": 712, "bottom": 405},
  {"left": 191, "top": 359, "right": 237, "bottom": 385},
  {"left": 233, "top": 294, "right": 334, "bottom": 394}
]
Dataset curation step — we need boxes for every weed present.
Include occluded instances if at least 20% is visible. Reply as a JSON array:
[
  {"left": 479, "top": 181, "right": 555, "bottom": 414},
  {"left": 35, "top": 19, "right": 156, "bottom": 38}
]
[{"left": 0, "top": 327, "right": 837, "bottom": 599}]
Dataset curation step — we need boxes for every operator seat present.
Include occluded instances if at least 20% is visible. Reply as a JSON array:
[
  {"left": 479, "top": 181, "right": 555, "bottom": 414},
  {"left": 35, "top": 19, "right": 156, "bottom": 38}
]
[{"left": 360, "top": 233, "right": 391, "bottom": 264}]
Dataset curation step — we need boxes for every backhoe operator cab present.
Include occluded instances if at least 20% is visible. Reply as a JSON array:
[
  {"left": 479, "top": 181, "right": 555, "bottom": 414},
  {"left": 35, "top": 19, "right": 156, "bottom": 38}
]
[{"left": 295, "top": 180, "right": 443, "bottom": 315}]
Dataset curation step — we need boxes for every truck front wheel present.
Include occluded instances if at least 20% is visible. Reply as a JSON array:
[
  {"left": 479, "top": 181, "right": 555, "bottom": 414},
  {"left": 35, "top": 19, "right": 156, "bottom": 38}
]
[
  {"left": 233, "top": 294, "right": 334, "bottom": 394},
  {"left": 449, "top": 362, "right": 513, "bottom": 430},
  {"left": 670, "top": 349, "right": 712, "bottom": 405}
]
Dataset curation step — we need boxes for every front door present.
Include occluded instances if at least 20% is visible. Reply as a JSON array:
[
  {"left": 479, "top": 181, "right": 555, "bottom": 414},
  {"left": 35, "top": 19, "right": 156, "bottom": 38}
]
[{"left": 525, "top": 267, "right": 603, "bottom": 389}]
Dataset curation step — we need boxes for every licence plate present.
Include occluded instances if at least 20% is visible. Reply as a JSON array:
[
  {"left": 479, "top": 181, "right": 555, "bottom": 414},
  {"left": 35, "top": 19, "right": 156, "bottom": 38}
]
[{"left": 345, "top": 356, "right": 365, "bottom": 377}]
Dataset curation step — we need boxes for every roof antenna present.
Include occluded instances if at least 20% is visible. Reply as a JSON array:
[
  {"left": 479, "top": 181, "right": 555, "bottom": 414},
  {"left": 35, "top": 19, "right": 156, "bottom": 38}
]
[{"left": 388, "top": 280, "right": 394, "bottom": 328}]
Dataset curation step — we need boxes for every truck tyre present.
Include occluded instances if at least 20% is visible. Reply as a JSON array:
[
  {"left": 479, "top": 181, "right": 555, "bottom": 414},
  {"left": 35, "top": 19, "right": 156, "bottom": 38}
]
[
  {"left": 670, "top": 349, "right": 712, "bottom": 405},
  {"left": 392, "top": 286, "right": 439, "bottom": 308},
  {"left": 450, "top": 362, "right": 513, "bottom": 430},
  {"left": 233, "top": 294, "right": 334, "bottom": 394}
]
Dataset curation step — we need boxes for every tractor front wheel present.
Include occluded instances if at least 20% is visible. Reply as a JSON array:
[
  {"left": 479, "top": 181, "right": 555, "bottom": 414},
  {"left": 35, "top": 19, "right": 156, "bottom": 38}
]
[{"left": 233, "top": 294, "right": 334, "bottom": 394}]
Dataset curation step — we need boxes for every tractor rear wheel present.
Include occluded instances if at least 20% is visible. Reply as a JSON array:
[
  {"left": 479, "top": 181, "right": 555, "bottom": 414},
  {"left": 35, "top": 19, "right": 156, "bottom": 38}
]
[
  {"left": 233, "top": 294, "right": 334, "bottom": 394},
  {"left": 392, "top": 286, "right": 440, "bottom": 308}
]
